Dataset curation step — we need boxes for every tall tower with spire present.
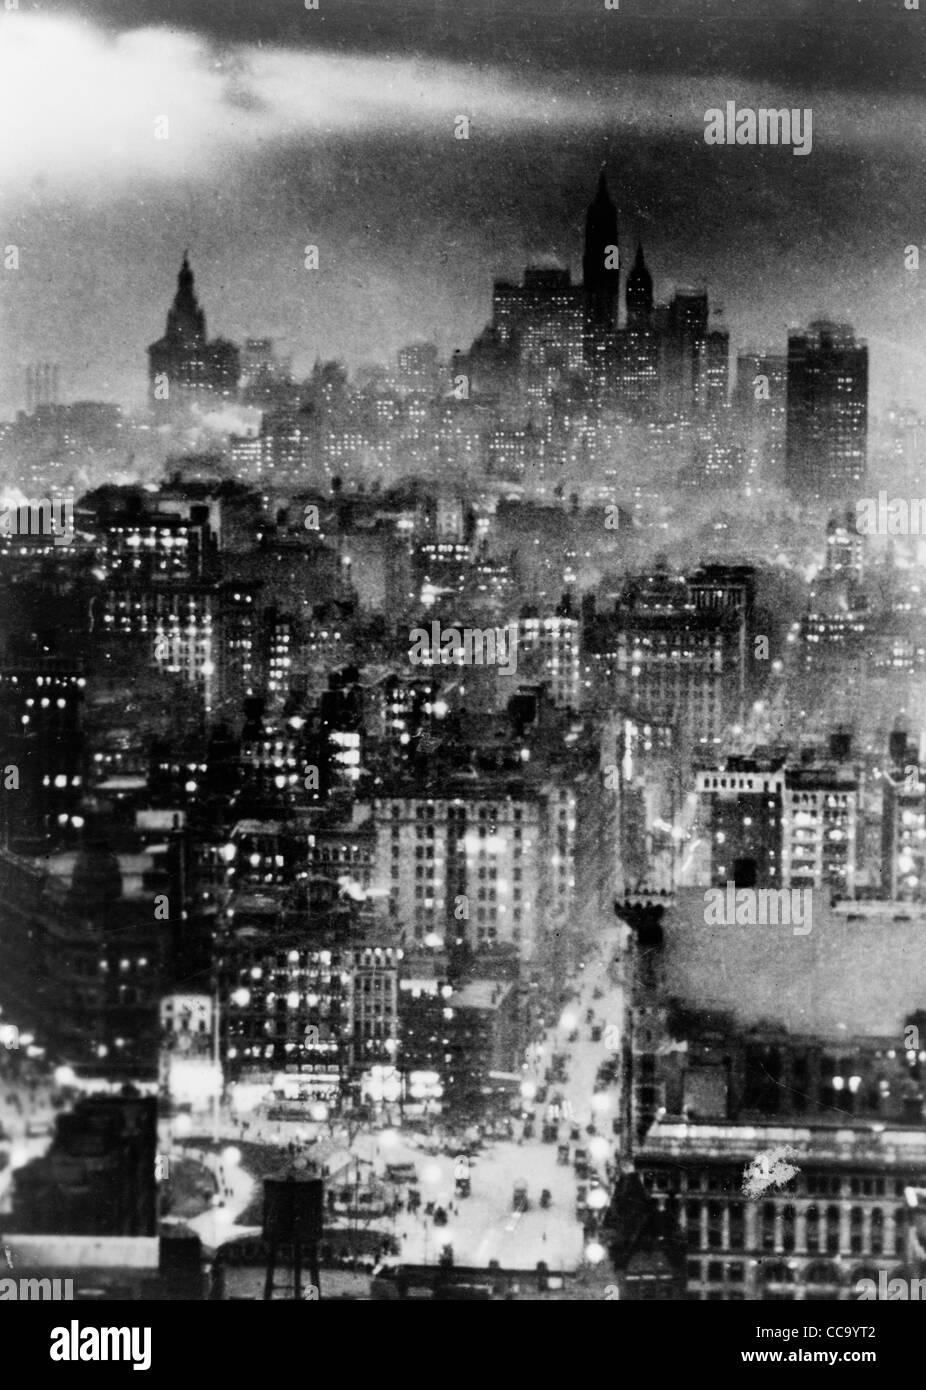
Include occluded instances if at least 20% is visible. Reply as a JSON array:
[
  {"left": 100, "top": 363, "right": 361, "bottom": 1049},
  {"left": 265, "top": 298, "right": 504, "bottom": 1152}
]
[
  {"left": 164, "top": 253, "right": 207, "bottom": 346},
  {"left": 626, "top": 243, "right": 654, "bottom": 330},
  {"left": 621, "top": 242, "right": 659, "bottom": 411},
  {"left": 582, "top": 169, "right": 620, "bottom": 335},
  {"left": 147, "top": 256, "right": 240, "bottom": 408}
]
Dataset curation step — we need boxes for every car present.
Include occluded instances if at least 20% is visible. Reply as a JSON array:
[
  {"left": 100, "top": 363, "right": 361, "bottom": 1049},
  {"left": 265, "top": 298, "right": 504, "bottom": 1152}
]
[{"left": 384, "top": 1162, "right": 418, "bottom": 1184}]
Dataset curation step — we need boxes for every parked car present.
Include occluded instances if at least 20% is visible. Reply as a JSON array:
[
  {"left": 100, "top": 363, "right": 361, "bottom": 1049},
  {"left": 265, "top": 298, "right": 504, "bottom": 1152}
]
[
  {"left": 385, "top": 1162, "right": 418, "bottom": 1184},
  {"left": 512, "top": 1180, "right": 529, "bottom": 1213}
]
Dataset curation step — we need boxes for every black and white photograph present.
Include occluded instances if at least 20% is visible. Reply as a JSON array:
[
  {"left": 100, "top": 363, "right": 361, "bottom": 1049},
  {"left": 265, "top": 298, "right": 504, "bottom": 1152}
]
[{"left": 0, "top": 0, "right": 924, "bottom": 1341}]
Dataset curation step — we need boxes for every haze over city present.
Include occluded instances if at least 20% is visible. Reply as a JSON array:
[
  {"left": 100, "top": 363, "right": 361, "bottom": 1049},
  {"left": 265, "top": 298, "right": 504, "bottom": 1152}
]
[{"left": 3, "top": 0, "right": 926, "bottom": 414}]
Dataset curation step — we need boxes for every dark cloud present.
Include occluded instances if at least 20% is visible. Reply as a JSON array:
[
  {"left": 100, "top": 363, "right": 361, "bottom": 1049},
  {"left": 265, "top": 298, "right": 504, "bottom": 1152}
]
[{"left": 46, "top": 0, "right": 926, "bottom": 94}]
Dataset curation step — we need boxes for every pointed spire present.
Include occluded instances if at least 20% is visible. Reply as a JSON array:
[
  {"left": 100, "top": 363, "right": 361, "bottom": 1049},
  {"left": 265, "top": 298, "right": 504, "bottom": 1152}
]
[
  {"left": 166, "top": 252, "right": 205, "bottom": 343},
  {"left": 583, "top": 167, "right": 620, "bottom": 330},
  {"left": 626, "top": 241, "right": 653, "bottom": 325}
]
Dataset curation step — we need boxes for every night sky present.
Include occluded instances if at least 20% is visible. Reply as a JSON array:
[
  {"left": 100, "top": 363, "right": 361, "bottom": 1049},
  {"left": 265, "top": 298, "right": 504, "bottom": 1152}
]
[{"left": 1, "top": 0, "right": 925, "bottom": 415}]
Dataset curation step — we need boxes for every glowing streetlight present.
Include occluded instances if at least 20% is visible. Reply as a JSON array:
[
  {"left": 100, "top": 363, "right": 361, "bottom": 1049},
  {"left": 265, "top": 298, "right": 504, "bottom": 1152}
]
[
  {"left": 589, "top": 1136, "right": 610, "bottom": 1162},
  {"left": 559, "top": 1010, "right": 578, "bottom": 1033},
  {"left": 591, "top": 1091, "right": 611, "bottom": 1114},
  {"left": 222, "top": 1146, "right": 241, "bottom": 1168},
  {"left": 231, "top": 988, "right": 251, "bottom": 1007},
  {"left": 520, "top": 1079, "right": 537, "bottom": 1101},
  {"left": 585, "top": 1241, "right": 607, "bottom": 1264},
  {"left": 587, "top": 1187, "right": 609, "bottom": 1211}
]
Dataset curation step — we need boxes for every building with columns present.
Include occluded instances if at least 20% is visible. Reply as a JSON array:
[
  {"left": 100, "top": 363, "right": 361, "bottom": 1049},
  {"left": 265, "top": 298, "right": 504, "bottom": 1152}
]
[{"left": 637, "top": 1117, "right": 926, "bottom": 1301}]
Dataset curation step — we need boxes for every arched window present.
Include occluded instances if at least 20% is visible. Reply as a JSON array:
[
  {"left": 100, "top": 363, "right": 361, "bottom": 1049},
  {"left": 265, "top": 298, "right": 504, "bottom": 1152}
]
[
  {"left": 870, "top": 1208, "right": 884, "bottom": 1257},
  {"left": 849, "top": 1206, "right": 864, "bottom": 1255},
  {"left": 782, "top": 1205, "right": 796, "bottom": 1254},
  {"left": 761, "top": 1201, "right": 776, "bottom": 1252},
  {"left": 825, "top": 1204, "right": 841, "bottom": 1255}
]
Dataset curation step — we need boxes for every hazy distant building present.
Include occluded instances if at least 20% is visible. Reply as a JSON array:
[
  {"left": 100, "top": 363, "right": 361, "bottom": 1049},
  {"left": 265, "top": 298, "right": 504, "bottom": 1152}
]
[
  {"left": 823, "top": 508, "right": 865, "bottom": 582},
  {"left": 582, "top": 170, "right": 620, "bottom": 337},
  {"left": 397, "top": 343, "right": 441, "bottom": 396},
  {"left": 620, "top": 244, "right": 659, "bottom": 411},
  {"left": 492, "top": 267, "right": 585, "bottom": 401},
  {"left": 657, "top": 289, "right": 709, "bottom": 418},
  {"left": 785, "top": 321, "right": 868, "bottom": 502},
  {"left": 147, "top": 256, "right": 240, "bottom": 409},
  {"left": 735, "top": 350, "right": 787, "bottom": 486}
]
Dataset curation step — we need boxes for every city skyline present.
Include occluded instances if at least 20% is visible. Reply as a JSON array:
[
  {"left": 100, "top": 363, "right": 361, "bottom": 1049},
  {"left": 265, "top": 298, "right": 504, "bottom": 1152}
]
[
  {"left": 3, "top": 1, "right": 926, "bottom": 415},
  {"left": 4, "top": 0, "right": 926, "bottom": 1319}
]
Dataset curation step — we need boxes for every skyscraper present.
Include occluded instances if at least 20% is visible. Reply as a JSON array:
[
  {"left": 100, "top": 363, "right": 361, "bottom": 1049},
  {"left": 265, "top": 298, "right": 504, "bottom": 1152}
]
[
  {"left": 785, "top": 321, "right": 868, "bottom": 502},
  {"left": 625, "top": 242, "right": 653, "bottom": 330},
  {"left": 582, "top": 169, "right": 620, "bottom": 336},
  {"left": 621, "top": 244, "right": 659, "bottom": 411},
  {"left": 657, "top": 288, "right": 710, "bottom": 418},
  {"left": 147, "top": 255, "right": 241, "bottom": 409}
]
